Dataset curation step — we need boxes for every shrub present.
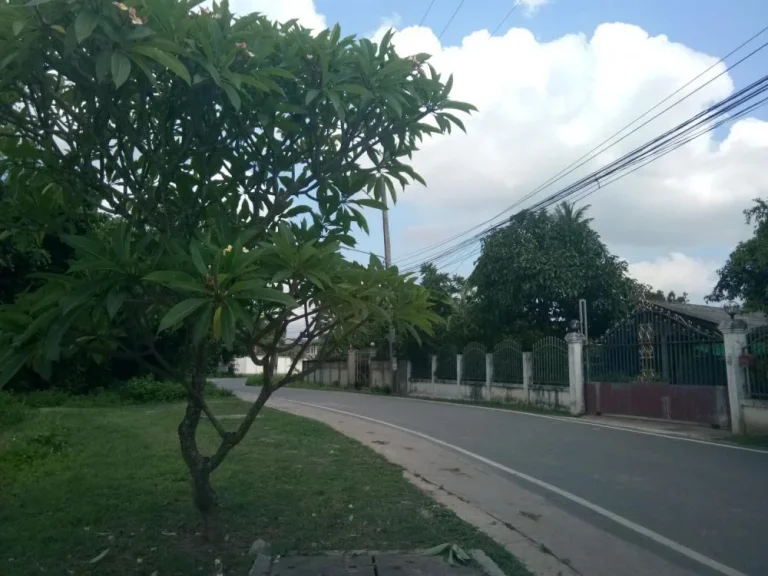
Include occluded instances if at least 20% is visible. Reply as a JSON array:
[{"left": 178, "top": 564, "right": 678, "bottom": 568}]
[
  {"left": 0, "top": 392, "right": 27, "bottom": 430},
  {"left": 245, "top": 373, "right": 288, "bottom": 387},
  {"left": 117, "top": 376, "right": 232, "bottom": 403}
]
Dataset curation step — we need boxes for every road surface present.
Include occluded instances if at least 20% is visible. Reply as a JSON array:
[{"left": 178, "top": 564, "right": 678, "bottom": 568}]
[{"left": 215, "top": 380, "right": 768, "bottom": 576}]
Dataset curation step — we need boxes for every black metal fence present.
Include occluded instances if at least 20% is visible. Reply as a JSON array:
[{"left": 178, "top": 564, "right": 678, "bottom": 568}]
[
  {"left": 461, "top": 342, "right": 486, "bottom": 384},
  {"left": 492, "top": 339, "right": 524, "bottom": 385},
  {"left": 435, "top": 345, "right": 457, "bottom": 381},
  {"left": 532, "top": 337, "right": 569, "bottom": 387},
  {"left": 586, "top": 307, "right": 726, "bottom": 387}
]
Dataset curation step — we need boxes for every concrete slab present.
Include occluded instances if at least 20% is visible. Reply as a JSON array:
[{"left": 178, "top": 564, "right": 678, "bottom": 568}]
[
  {"left": 269, "top": 554, "right": 481, "bottom": 576},
  {"left": 374, "top": 555, "right": 480, "bottom": 575},
  {"left": 271, "top": 555, "right": 372, "bottom": 576}
]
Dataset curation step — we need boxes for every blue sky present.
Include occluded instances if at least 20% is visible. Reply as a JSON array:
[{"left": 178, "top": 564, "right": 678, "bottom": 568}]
[{"left": 252, "top": 0, "right": 768, "bottom": 300}]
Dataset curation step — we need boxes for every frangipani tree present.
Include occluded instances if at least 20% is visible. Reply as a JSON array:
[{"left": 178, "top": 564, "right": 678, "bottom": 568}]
[{"left": 0, "top": 0, "right": 474, "bottom": 522}]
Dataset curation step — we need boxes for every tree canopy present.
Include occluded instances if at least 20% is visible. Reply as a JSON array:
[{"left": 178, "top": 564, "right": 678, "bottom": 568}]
[
  {"left": 708, "top": 198, "right": 768, "bottom": 312},
  {"left": 0, "top": 0, "right": 474, "bottom": 519},
  {"left": 470, "top": 202, "right": 642, "bottom": 346}
]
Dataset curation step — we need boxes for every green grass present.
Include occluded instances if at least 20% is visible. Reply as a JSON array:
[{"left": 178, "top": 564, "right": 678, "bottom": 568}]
[
  {"left": 0, "top": 398, "right": 531, "bottom": 576},
  {"left": 727, "top": 434, "right": 768, "bottom": 448}
]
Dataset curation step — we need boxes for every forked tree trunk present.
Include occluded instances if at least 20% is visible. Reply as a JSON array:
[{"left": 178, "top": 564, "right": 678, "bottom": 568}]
[{"left": 178, "top": 396, "right": 217, "bottom": 535}]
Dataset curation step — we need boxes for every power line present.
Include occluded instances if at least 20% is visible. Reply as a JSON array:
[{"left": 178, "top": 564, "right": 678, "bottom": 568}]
[
  {"left": 398, "top": 71, "right": 768, "bottom": 275},
  {"left": 393, "top": 23, "right": 768, "bottom": 268},
  {"left": 341, "top": 246, "right": 386, "bottom": 259},
  {"left": 418, "top": 0, "right": 437, "bottom": 27},
  {"left": 491, "top": 1, "right": 521, "bottom": 37},
  {"left": 439, "top": 0, "right": 466, "bottom": 40}
]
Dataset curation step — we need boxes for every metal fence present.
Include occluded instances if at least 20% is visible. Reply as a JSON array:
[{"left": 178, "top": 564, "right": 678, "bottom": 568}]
[
  {"left": 746, "top": 326, "right": 768, "bottom": 399},
  {"left": 532, "top": 336, "right": 569, "bottom": 387},
  {"left": 435, "top": 345, "right": 457, "bottom": 381},
  {"left": 410, "top": 348, "right": 432, "bottom": 380},
  {"left": 492, "top": 339, "right": 523, "bottom": 385},
  {"left": 461, "top": 342, "right": 486, "bottom": 384},
  {"left": 586, "top": 306, "right": 726, "bottom": 386}
]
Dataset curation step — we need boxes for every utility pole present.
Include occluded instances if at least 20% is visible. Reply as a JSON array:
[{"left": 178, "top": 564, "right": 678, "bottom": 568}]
[{"left": 382, "top": 198, "right": 397, "bottom": 392}]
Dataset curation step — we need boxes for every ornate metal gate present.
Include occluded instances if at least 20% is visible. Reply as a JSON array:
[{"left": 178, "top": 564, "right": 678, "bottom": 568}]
[{"left": 585, "top": 304, "right": 729, "bottom": 426}]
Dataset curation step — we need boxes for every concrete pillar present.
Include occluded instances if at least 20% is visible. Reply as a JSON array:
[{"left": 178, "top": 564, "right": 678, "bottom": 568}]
[
  {"left": 566, "top": 332, "right": 586, "bottom": 416},
  {"left": 431, "top": 354, "right": 437, "bottom": 396},
  {"left": 406, "top": 360, "right": 412, "bottom": 395},
  {"left": 456, "top": 354, "right": 462, "bottom": 393},
  {"left": 720, "top": 319, "right": 749, "bottom": 434},
  {"left": 522, "top": 352, "right": 532, "bottom": 403},
  {"left": 347, "top": 349, "right": 356, "bottom": 389},
  {"left": 485, "top": 353, "right": 493, "bottom": 402}
]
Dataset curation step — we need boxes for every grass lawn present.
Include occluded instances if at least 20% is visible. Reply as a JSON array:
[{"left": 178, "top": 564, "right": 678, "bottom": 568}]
[
  {"left": 727, "top": 434, "right": 768, "bottom": 448},
  {"left": 0, "top": 398, "right": 531, "bottom": 576}
]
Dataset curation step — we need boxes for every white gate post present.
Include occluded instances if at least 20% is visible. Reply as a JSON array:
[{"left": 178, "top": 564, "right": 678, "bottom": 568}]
[
  {"left": 456, "top": 354, "right": 462, "bottom": 396},
  {"left": 720, "top": 318, "right": 748, "bottom": 434},
  {"left": 406, "top": 360, "right": 412, "bottom": 395},
  {"left": 566, "top": 332, "right": 586, "bottom": 415},
  {"left": 522, "top": 352, "right": 532, "bottom": 403},
  {"left": 485, "top": 353, "right": 493, "bottom": 401}
]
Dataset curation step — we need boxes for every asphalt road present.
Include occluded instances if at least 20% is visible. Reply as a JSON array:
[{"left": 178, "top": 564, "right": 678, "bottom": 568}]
[{"left": 215, "top": 380, "right": 768, "bottom": 576}]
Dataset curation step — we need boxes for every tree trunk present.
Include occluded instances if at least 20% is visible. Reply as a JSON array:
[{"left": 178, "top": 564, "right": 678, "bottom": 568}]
[{"left": 178, "top": 397, "right": 217, "bottom": 534}]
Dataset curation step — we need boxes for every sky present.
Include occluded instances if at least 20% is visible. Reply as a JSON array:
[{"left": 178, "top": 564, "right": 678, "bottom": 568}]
[{"left": 235, "top": 0, "right": 768, "bottom": 303}]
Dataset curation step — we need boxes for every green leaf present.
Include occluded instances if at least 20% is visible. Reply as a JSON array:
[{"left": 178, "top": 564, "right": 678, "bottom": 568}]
[
  {"left": 326, "top": 90, "right": 344, "bottom": 119},
  {"left": 190, "top": 242, "right": 208, "bottom": 277},
  {"left": 15, "top": 308, "right": 59, "bottom": 348},
  {"left": 130, "top": 46, "right": 191, "bottom": 84},
  {"left": 25, "top": 0, "right": 53, "bottom": 6},
  {"left": 305, "top": 88, "right": 321, "bottom": 105},
  {"left": 221, "top": 82, "right": 241, "bottom": 110},
  {"left": 143, "top": 271, "right": 205, "bottom": 293},
  {"left": 75, "top": 11, "right": 99, "bottom": 44},
  {"left": 61, "top": 234, "right": 105, "bottom": 259},
  {"left": 111, "top": 51, "right": 132, "bottom": 88},
  {"left": 423, "top": 544, "right": 450, "bottom": 556},
  {"left": 0, "top": 351, "right": 30, "bottom": 389},
  {"left": 191, "top": 303, "right": 213, "bottom": 344},
  {"left": 356, "top": 197, "right": 387, "bottom": 210},
  {"left": 443, "top": 99, "right": 478, "bottom": 113},
  {"left": 12, "top": 20, "right": 26, "bottom": 37},
  {"left": 230, "top": 282, "right": 296, "bottom": 307},
  {"left": 220, "top": 303, "right": 235, "bottom": 349},
  {"left": 95, "top": 49, "right": 112, "bottom": 82},
  {"left": 44, "top": 311, "right": 77, "bottom": 362},
  {"left": 285, "top": 205, "right": 313, "bottom": 218},
  {"left": 158, "top": 298, "right": 207, "bottom": 332},
  {"left": 106, "top": 289, "right": 127, "bottom": 319}
]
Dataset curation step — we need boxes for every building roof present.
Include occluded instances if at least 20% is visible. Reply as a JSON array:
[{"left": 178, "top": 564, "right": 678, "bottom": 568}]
[{"left": 653, "top": 301, "right": 768, "bottom": 329}]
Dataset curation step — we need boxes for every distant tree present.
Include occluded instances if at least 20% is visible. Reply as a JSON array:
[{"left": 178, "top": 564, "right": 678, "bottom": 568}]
[
  {"left": 646, "top": 288, "right": 689, "bottom": 304},
  {"left": 554, "top": 201, "right": 593, "bottom": 225},
  {"left": 471, "top": 206, "right": 639, "bottom": 346},
  {"left": 708, "top": 199, "right": 768, "bottom": 312}
]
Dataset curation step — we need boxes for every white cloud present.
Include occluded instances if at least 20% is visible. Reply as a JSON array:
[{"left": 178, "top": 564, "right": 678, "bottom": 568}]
[
  {"left": 519, "top": 0, "right": 551, "bottom": 16},
  {"left": 372, "top": 22, "right": 768, "bottom": 274},
  {"left": 628, "top": 253, "right": 721, "bottom": 302},
  {"left": 226, "top": 0, "right": 326, "bottom": 29}
]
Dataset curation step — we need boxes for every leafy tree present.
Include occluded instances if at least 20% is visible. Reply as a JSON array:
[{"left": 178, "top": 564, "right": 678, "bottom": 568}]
[
  {"left": 554, "top": 200, "right": 593, "bottom": 225},
  {"left": 0, "top": 0, "right": 473, "bottom": 525},
  {"left": 646, "top": 288, "right": 689, "bottom": 304},
  {"left": 471, "top": 205, "right": 639, "bottom": 346},
  {"left": 708, "top": 198, "right": 768, "bottom": 312}
]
